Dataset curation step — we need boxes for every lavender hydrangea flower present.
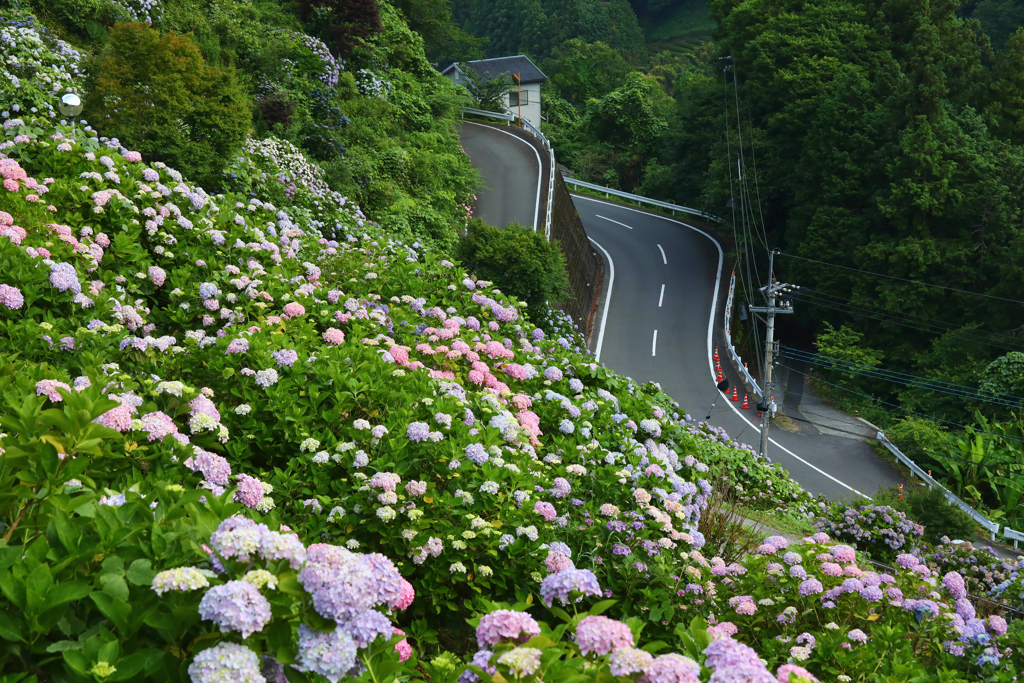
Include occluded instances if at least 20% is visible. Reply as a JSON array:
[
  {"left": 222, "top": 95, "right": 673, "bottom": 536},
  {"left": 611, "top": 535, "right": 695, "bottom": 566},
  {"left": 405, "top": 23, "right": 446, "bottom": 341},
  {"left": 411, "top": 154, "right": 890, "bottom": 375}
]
[
  {"left": 296, "top": 624, "right": 358, "bottom": 683},
  {"left": 609, "top": 647, "right": 654, "bottom": 676},
  {"left": 643, "top": 653, "right": 700, "bottom": 683},
  {"left": 0, "top": 284, "right": 23, "bottom": 310},
  {"left": 407, "top": 422, "right": 430, "bottom": 442},
  {"left": 254, "top": 368, "right": 279, "bottom": 388},
  {"left": 49, "top": 262, "right": 81, "bottom": 293},
  {"left": 943, "top": 571, "right": 967, "bottom": 599},
  {"left": 343, "top": 609, "right": 394, "bottom": 648},
  {"left": 188, "top": 642, "right": 264, "bottom": 683},
  {"left": 272, "top": 349, "right": 299, "bottom": 367},
  {"left": 198, "top": 580, "right": 272, "bottom": 637},
  {"left": 539, "top": 568, "right": 601, "bottom": 606}
]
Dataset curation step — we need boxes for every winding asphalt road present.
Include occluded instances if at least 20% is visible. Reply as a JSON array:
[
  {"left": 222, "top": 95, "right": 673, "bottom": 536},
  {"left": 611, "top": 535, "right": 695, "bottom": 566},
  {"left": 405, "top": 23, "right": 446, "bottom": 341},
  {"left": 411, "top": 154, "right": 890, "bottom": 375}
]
[
  {"left": 457, "top": 122, "right": 903, "bottom": 501},
  {"left": 459, "top": 122, "right": 542, "bottom": 231},
  {"left": 575, "top": 195, "right": 904, "bottom": 500}
]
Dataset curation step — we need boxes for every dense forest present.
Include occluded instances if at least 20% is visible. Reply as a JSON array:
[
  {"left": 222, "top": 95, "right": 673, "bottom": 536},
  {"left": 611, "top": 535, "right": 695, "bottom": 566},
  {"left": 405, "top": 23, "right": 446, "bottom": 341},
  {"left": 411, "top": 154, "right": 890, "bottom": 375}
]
[{"left": 445, "top": 0, "right": 1024, "bottom": 519}]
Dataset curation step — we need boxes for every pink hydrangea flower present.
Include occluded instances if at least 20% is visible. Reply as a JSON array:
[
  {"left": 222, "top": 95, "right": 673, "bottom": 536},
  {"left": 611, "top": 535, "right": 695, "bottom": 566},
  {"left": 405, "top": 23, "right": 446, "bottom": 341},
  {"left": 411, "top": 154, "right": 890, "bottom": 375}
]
[
  {"left": 323, "top": 328, "right": 345, "bottom": 345},
  {"left": 575, "top": 615, "right": 634, "bottom": 656},
  {"left": 283, "top": 302, "right": 305, "bottom": 318}
]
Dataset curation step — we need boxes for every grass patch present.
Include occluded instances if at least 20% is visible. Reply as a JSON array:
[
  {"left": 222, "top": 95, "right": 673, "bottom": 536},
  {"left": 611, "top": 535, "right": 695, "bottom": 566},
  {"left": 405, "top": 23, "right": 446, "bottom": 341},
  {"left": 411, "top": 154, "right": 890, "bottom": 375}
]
[{"left": 733, "top": 504, "right": 819, "bottom": 538}]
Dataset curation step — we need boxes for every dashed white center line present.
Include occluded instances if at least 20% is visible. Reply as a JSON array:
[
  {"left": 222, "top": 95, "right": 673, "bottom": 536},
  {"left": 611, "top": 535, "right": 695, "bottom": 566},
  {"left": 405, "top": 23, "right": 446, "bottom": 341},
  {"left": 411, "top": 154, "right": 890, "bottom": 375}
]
[
  {"left": 657, "top": 244, "right": 667, "bottom": 264},
  {"left": 596, "top": 215, "right": 633, "bottom": 229},
  {"left": 658, "top": 284, "right": 665, "bottom": 307},
  {"left": 652, "top": 329, "right": 658, "bottom": 357}
]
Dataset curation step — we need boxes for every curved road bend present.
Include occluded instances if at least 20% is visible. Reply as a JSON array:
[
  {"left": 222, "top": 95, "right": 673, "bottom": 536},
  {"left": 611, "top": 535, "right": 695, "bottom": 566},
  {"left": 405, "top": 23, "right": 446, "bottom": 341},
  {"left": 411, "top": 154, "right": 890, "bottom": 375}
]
[
  {"left": 574, "top": 195, "right": 904, "bottom": 501},
  {"left": 459, "top": 122, "right": 542, "bottom": 231}
]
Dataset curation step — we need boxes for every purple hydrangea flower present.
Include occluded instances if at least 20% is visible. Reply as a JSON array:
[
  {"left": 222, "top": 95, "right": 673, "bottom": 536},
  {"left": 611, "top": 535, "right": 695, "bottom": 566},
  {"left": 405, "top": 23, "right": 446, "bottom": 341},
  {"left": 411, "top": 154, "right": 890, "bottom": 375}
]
[
  {"left": 296, "top": 624, "right": 358, "bottom": 682},
  {"left": 539, "top": 568, "right": 601, "bottom": 606},
  {"left": 198, "top": 580, "right": 272, "bottom": 637}
]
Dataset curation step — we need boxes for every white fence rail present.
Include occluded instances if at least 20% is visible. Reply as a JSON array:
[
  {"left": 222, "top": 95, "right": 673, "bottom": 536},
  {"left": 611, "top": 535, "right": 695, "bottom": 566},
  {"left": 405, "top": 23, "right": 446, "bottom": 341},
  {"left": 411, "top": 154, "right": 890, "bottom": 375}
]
[
  {"left": 460, "top": 107, "right": 554, "bottom": 240},
  {"left": 562, "top": 177, "right": 720, "bottom": 222},
  {"left": 876, "top": 432, "right": 1002, "bottom": 542},
  {"left": 724, "top": 272, "right": 762, "bottom": 399}
]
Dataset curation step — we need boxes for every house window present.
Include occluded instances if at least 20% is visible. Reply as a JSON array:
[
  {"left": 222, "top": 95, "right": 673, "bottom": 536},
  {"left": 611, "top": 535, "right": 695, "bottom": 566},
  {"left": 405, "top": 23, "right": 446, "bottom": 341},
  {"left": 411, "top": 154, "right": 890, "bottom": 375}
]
[{"left": 508, "top": 90, "right": 529, "bottom": 106}]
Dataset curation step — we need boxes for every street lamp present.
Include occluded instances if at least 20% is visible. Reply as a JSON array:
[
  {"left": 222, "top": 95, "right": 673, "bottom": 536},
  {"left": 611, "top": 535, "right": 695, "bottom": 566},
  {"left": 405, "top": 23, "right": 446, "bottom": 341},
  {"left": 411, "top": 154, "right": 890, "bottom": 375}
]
[{"left": 59, "top": 93, "right": 83, "bottom": 129}]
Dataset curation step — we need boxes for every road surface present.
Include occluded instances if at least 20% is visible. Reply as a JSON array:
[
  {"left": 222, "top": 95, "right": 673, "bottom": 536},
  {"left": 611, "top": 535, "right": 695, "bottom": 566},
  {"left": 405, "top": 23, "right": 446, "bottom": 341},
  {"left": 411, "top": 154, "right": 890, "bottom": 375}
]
[
  {"left": 459, "top": 122, "right": 542, "bottom": 231},
  {"left": 575, "top": 194, "right": 904, "bottom": 500}
]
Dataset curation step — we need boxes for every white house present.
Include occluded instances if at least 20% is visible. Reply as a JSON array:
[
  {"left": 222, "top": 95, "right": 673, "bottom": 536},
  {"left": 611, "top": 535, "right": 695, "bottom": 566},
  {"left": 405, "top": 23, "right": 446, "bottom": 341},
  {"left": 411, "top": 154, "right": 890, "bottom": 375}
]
[{"left": 441, "top": 55, "right": 547, "bottom": 130}]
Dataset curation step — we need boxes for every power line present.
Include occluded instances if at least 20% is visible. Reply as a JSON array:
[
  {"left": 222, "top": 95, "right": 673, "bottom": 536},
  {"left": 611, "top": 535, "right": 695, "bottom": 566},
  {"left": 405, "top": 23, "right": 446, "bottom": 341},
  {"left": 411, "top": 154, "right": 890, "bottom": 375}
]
[
  {"left": 789, "top": 290, "right": 1024, "bottom": 355},
  {"left": 780, "top": 253, "right": 1024, "bottom": 306},
  {"left": 776, "top": 363, "right": 1024, "bottom": 446},
  {"left": 795, "top": 288, "right": 1024, "bottom": 347},
  {"left": 781, "top": 348, "right": 1024, "bottom": 411}
]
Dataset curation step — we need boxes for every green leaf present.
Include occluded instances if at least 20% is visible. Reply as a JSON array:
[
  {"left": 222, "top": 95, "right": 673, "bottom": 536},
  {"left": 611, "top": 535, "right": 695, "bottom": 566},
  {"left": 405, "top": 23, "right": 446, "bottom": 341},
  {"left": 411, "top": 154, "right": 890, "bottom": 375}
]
[
  {"left": 586, "top": 599, "right": 617, "bottom": 616},
  {"left": 46, "top": 639, "right": 84, "bottom": 653},
  {"left": 90, "top": 592, "right": 132, "bottom": 624},
  {"left": 126, "top": 559, "right": 155, "bottom": 587},
  {"left": 44, "top": 581, "right": 91, "bottom": 610}
]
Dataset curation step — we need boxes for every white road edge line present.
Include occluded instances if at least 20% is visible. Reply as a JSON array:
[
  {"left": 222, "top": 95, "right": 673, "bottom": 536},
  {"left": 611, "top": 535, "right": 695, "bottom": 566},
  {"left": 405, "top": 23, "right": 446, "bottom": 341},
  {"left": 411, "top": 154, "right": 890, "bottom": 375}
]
[
  {"left": 657, "top": 244, "right": 667, "bottom": 264},
  {"left": 652, "top": 330, "right": 658, "bottom": 357},
  {"left": 571, "top": 193, "right": 870, "bottom": 500},
  {"left": 595, "top": 214, "right": 633, "bottom": 229},
  {"left": 588, "top": 236, "right": 615, "bottom": 363},
  {"left": 658, "top": 284, "right": 665, "bottom": 307},
  {"left": 464, "top": 121, "right": 542, "bottom": 232}
]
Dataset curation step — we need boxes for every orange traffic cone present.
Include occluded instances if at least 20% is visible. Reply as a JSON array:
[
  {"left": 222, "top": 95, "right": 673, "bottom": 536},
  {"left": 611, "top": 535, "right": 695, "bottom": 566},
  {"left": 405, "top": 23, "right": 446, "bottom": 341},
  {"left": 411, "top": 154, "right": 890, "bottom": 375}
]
[
  {"left": 717, "top": 366, "right": 724, "bottom": 382},
  {"left": 731, "top": 386, "right": 738, "bottom": 402},
  {"left": 713, "top": 346, "right": 720, "bottom": 362},
  {"left": 742, "top": 393, "right": 749, "bottom": 409}
]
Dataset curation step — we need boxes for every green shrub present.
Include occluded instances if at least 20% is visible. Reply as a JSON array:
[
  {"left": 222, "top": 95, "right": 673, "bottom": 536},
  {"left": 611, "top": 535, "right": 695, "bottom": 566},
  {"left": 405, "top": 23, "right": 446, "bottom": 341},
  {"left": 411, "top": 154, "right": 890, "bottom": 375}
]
[
  {"left": 874, "top": 484, "right": 978, "bottom": 544},
  {"left": 455, "top": 219, "right": 571, "bottom": 314},
  {"left": 84, "top": 22, "right": 250, "bottom": 188}
]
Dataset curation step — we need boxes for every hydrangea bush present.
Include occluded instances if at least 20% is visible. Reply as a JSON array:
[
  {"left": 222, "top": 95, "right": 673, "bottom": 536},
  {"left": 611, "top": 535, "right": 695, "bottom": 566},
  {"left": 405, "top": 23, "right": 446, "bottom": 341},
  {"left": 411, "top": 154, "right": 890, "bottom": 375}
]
[
  {"left": 0, "top": 11, "right": 85, "bottom": 117},
  {"left": 0, "top": 112, "right": 830, "bottom": 678},
  {"left": 815, "top": 504, "right": 924, "bottom": 563}
]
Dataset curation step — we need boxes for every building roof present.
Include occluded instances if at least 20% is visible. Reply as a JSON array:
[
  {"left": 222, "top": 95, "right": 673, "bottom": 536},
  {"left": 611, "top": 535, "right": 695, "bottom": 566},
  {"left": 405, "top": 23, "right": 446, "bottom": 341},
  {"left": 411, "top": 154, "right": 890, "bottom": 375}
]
[{"left": 442, "top": 55, "right": 547, "bottom": 84}]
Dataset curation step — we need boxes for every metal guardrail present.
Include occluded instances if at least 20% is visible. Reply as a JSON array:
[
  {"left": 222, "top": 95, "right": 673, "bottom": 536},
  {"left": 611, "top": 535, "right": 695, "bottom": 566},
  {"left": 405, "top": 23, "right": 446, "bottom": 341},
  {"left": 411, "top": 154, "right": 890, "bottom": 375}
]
[
  {"left": 562, "top": 177, "right": 721, "bottom": 222},
  {"left": 724, "top": 272, "right": 762, "bottom": 399},
  {"left": 876, "top": 432, "right": 1001, "bottom": 541},
  {"left": 460, "top": 107, "right": 554, "bottom": 240}
]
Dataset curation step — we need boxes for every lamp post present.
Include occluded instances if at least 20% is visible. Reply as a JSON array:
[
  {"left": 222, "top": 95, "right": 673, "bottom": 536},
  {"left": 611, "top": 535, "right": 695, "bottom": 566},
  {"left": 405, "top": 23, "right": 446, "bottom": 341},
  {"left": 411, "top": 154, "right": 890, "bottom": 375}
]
[{"left": 59, "top": 93, "right": 83, "bottom": 130}]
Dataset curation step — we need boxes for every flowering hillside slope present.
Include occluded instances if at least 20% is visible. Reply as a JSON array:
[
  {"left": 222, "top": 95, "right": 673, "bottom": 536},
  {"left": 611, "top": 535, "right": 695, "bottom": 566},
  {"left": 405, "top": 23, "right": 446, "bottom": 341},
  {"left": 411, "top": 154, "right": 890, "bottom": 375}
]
[
  {"left": 2, "top": 105, "right": 1023, "bottom": 681},
  {"left": 2, "top": 7, "right": 1024, "bottom": 683}
]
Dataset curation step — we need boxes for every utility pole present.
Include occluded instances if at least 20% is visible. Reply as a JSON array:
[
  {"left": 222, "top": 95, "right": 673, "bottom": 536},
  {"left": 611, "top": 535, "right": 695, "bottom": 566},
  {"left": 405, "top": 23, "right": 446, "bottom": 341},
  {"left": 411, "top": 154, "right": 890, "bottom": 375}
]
[{"left": 748, "top": 249, "right": 798, "bottom": 459}]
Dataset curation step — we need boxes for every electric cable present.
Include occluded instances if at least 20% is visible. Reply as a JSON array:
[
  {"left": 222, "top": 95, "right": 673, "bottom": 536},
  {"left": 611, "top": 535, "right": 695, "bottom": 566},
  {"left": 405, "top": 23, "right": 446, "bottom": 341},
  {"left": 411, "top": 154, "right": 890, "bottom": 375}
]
[
  {"left": 787, "top": 291, "right": 1024, "bottom": 356},
  {"left": 780, "top": 253, "right": 1024, "bottom": 306},
  {"left": 776, "top": 362, "right": 1024, "bottom": 446},
  {"left": 781, "top": 348, "right": 1024, "bottom": 410}
]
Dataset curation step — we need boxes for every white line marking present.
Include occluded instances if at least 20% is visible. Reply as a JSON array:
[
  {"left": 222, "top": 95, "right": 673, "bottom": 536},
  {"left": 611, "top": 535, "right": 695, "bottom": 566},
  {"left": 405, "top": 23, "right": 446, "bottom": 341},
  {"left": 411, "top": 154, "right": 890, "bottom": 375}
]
[
  {"left": 657, "top": 244, "right": 667, "bottom": 264},
  {"left": 658, "top": 284, "right": 665, "bottom": 307},
  {"left": 571, "top": 193, "right": 870, "bottom": 500},
  {"left": 465, "top": 121, "right": 542, "bottom": 232},
  {"left": 588, "top": 237, "right": 615, "bottom": 363},
  {"left": 652, "top": 330, "right": 658, "bottom": 357},
  {"left": 595, "top": 214, "right": 633, "bottom": 230}
]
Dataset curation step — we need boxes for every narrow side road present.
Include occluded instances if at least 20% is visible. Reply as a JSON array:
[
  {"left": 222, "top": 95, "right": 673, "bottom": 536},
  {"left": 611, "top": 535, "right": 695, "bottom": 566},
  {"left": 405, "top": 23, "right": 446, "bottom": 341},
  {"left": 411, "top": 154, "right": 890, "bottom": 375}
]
[
  {"left": 458, "top": 122, "right": 542, "bottom": 231},
  {"left": 575, "top": 194, "right": 904, "bottom": 501}
]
